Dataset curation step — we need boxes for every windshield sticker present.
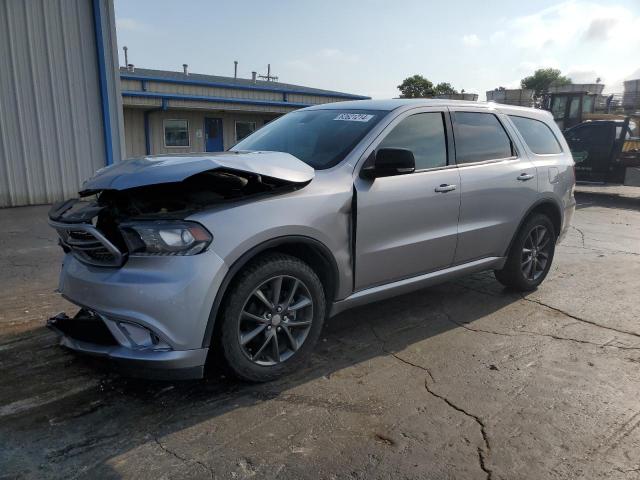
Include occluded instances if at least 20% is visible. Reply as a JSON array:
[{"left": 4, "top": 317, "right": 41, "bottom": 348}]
[{"left": 334, "top": 113, "right": 375, "bottom": 122}]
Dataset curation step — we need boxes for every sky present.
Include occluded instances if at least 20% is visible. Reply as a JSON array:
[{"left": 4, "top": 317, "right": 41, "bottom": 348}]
[{"left": 114, "top": 0, "right": 640, "bottom": 100}]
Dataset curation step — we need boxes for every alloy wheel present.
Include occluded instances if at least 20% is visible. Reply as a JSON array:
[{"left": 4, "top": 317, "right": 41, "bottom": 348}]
[
  {"left": 238, "top": 275, "right": 314, "bottom": 366},
  {"left": 521, "top": 225, "right": 551, "bottom": 281}
]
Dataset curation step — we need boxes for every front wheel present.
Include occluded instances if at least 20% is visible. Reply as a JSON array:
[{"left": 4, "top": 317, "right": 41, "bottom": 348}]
[
  {"left": 219, "top": 253, "right": 325, "bottom": 382},
  {"left": 494, "top": 214, "right": 556, "bottom": 291}
]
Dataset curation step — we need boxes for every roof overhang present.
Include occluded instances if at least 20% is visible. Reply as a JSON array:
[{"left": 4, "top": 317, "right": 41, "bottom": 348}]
[
  {"left": 121, "top": 72, "right": 370, "bottom": 100},
  {"left": 121, "top": 90, "right": 312, "bottom": 110}
]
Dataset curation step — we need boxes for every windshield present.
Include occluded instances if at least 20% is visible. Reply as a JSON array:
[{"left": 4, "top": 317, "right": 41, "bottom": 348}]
[{"left": 231, "top": 109, "right": 384, "bottom": 169}]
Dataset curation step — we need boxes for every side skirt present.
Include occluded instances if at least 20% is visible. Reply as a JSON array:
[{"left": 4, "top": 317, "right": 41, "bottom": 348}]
[{"left": 330, "top": 256, "right": 505, "bottom": 317}]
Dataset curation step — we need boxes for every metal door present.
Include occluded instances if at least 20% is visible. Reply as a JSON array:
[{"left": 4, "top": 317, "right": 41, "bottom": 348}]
[
  {"left": 449, "top": 107, "right": 539, "bottom": 264},
  {"left": 204, "top": 118, "right": 224, "bottom": 152},
  {"left": 565, "top": 122, "right": 616, "bottom": 182},
  {"left": 354, "top": 109, "right": 461, "bottom": 290}
]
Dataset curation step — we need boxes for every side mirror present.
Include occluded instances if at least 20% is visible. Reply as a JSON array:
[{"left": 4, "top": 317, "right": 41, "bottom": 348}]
[{"left": 360, "top": 148, "right": 416, "bottom": 179}]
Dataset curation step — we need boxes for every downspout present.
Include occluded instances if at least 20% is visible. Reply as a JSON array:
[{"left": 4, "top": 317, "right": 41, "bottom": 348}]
[
  {"left": 91, "top": 0, "right": 114, "bottom": 166},
  {"left": 143, "top": 110, "right": 151, "bottom": 155}
]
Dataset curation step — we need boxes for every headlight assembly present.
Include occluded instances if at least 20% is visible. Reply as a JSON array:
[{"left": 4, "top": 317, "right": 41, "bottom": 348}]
[{"left": 120, "top": 221, "right": 212, "bottom": 256}]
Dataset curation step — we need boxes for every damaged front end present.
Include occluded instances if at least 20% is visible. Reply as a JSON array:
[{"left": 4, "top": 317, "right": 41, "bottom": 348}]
[
  {"left": 46, "top": 152, "right": 314, "bottom": 378},
  {"left": 49, "top": 152, "right": 314, "bottom": 267}
]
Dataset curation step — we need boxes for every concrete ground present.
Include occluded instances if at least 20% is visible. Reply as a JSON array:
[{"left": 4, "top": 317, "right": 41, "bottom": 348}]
[{"left": 1, "top": 187, "right": 639, "bottom": 480}]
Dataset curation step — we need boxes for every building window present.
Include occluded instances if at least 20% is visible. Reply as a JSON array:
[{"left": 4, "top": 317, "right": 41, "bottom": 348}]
[
  {"left": 164, "top": 119, "right": 190, "bottom": 147},
  {"left": 235, "top": 121, "right": 256, "bottom": 142}
]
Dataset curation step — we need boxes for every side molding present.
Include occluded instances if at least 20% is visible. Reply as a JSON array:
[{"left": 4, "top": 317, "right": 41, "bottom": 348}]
[{"left": 330, "top": 256, "right": 504, "bottom": 317}]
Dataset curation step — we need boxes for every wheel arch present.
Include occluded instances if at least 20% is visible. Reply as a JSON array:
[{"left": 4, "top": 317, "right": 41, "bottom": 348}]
[
  {"left": 201, "top": 236, "right": 339, "bottom": 348},
  {"left": 504, "top": 198, "right": 563, "bottom": 257}
]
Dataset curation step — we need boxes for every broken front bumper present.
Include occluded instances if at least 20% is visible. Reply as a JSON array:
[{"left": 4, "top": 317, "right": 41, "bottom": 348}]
[
  {"left": 50, "top": 250, "right": 229, "bottom": 380},
  {"left": 47, "top": 311, "right": 208, "bottom": 380}
]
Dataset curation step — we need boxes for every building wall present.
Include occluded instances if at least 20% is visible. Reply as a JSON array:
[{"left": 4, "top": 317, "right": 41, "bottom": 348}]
[
  {"left": 123, "top": 108, "right": 146, "bottom": 158},
  {"left": 122, "top": 95, "right": 297, "bottom": 114},
  {"left": 123, "top": 107, "right": 279, "bottom": 158},
  {"left": 0, "top": 0, "right": 123, "bottom": 207},
  {"left": 122, "top": 77, "right": 354, "bottom": 107}
]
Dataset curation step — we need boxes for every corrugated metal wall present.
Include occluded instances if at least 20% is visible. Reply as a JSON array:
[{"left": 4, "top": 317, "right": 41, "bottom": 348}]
[
  {"left": 122, "top": 79, "right": 357, "bottom": 106},
  {"left": 0, "top": 0, "right": 123, "bottom": 207},
  {"left": 123, "top": 109, "right": 147, "bottom": 158}
]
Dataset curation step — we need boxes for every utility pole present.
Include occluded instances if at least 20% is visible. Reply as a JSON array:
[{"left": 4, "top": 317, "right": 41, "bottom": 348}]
[{"left": 258, "top": 64, "right": 278, "bottom": 82}]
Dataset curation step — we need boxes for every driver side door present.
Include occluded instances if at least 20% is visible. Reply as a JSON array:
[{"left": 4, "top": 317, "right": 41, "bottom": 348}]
[{"left": 353, "top": 109, "right": 461, "bottom": 290}]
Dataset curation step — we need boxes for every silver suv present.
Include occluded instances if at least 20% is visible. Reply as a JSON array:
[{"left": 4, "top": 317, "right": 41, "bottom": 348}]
[{"left": 48, "top": 99, "right": 575, "bottom": 382}]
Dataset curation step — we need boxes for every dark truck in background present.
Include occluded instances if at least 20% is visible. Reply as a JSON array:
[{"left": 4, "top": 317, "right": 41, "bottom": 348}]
[{"left": 564, "top": 116, "right": 640, "bottom": 183}]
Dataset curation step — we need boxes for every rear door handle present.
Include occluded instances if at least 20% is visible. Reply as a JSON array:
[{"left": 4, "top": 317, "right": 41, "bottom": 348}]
[
  {"left": 434, "top": 184, "right": 457, "bottom": 193},
  {"left": 517, "top": 173, "right": 535, "bottom": 181}
]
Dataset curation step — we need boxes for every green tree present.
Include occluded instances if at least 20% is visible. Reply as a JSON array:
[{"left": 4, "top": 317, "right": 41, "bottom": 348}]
[
  {"left": 397, "top": 75, "right": 435, "bottom": 98},
  {"left": 521, "top": 68, "right": 571, "bottom": 97},
  {"left": 434, "top": 82, "right": 458, "bottom": 96}
]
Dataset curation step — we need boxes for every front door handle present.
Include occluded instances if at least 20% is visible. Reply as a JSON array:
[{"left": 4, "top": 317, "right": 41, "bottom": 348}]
[
  {"left": 434, "top": 184, "right": 457, "bottom": 193},
  {"left": 517, "top": 173, "right": 535, "bottom": 181}
]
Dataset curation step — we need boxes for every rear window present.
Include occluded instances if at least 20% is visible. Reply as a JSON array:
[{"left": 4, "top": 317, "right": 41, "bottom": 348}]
[
  {"left": 452, "top": 112, "right": 514, "bottom": 164},
  {"left": 510, "top": 115, "right": 562, "bottom": 155}
]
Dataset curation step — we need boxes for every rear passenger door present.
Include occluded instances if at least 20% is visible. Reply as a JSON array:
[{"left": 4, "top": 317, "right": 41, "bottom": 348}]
[{"left": 450, "top": 107, "right": 538, "bottom": 264}]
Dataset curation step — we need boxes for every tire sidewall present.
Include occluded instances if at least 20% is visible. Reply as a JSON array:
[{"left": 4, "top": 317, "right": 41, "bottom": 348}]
[
  {"left": 220, "top": 254, "right": 326, "bottom": 382},
  {"left": 509, "top": 214, "right": 556, "bottom": 289}
]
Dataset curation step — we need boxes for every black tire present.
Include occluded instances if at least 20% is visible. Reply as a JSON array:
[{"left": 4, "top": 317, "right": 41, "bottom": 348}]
[
  {"left": 494, "top": 214, "right": 556, "bottom": 291},
  {"left": 219, "top": 253, "right": 325, "bottom": 382}
]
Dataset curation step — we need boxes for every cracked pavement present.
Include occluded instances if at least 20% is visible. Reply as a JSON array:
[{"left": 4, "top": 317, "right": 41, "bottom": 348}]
[{"left": 1, "top": 187, "right": 640, "bottom": 479}]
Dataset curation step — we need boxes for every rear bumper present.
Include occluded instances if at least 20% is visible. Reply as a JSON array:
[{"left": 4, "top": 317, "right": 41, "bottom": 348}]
[
  {"left": 558, "top": 195, "right": 576, "bottom": 243},
  {"left": 48, "top": 311, "right": 208, "bottom": 380}
]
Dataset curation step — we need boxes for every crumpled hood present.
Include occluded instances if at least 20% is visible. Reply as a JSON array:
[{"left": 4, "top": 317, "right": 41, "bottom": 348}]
[{"left": 80, "top": 151, "right": 314, "bottom": 193}]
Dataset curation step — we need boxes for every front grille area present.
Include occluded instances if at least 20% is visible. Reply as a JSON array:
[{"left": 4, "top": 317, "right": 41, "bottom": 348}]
[{"left": 51, "top": 221, "right": 125, "bottom": 267}]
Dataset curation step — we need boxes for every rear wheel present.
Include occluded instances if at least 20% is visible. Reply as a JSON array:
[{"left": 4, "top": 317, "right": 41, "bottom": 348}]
[
  {"left": 219, "top": 253, "right": 325, "bottom": 382},
  {"left": 494, "top": 214, "right": 556, "bottom": 291}
]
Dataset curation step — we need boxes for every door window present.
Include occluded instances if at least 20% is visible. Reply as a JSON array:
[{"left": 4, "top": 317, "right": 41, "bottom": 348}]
[
  {"left": 566, "top": 124, "right": 605, "bottom": 145},
  {"left": 568, "top": 97, "right": 581, "bottom": 119},
  {"left": 509, "top": 116, "right": 562, "bottom": 154},
  {"left": 551, "top": 96, "right": 567, "bottom": 120},
  {"left": 206, "top": 119, "right": 220, "bottom": 139},
  {"left": 582, "top": 95, "right": 595, "bottom": 114},
  {"left": 565, "top": 124, "right": 611, "bottom": 166},
  {"left": 378, "top": 112, "right": 447, "bottom": 170},
  {"left": 452, "top": 112, "right": 513, "bottom": 163}
]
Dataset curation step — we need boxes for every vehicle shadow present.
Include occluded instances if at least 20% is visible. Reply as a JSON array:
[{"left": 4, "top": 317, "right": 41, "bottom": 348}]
[{"left": 0, "top": 271, "right": 521, "bottom": 479}]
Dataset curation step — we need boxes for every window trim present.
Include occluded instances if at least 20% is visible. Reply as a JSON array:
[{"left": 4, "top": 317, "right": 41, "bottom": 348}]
[
  {"left": 235, "top": 120, "right": 257, "bottom": 143},
  {"left": 354, "top": 107, "right": 457, "bottom": 178},
  {"left": 163, "top": 119, "right": 190, "bottom": 148},
  {"left": 449, "top": 110, "right": 520, "bottom": 167},
  {"left": 416, "top": 111, "right": 452, "bottom": 172},
  {"left": 372, "top": 110, "right": 453, "bottom": 174},
  {"left": 508, "top": 114, "right": 564, "bottom": 156}
]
